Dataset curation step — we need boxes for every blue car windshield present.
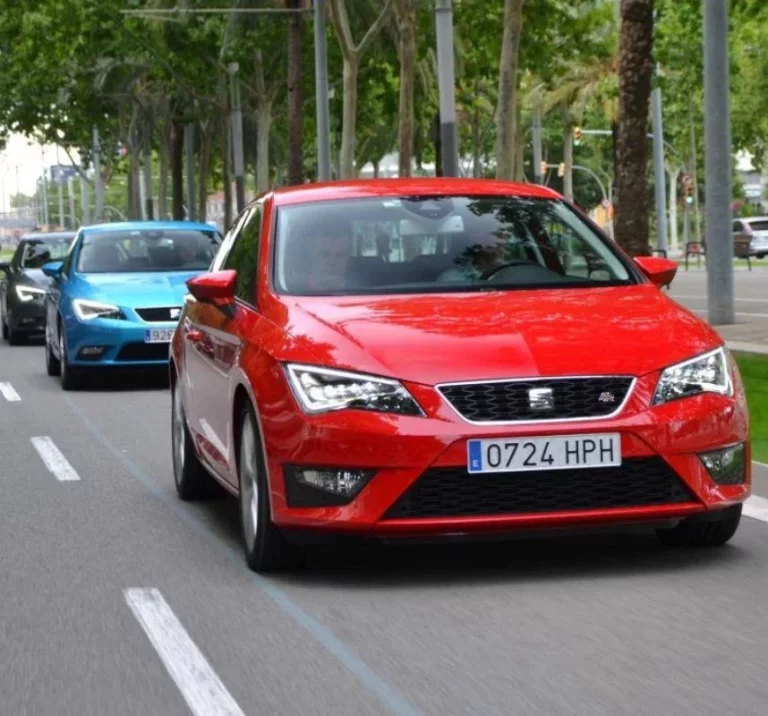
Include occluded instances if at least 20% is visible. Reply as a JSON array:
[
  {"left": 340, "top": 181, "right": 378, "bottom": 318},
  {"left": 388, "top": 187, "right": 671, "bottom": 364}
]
[{"left": 77, "top": 230, "right": 221, "bottom": 273}]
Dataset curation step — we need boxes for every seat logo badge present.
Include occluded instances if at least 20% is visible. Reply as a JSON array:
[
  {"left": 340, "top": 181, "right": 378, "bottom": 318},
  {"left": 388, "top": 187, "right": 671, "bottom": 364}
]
[
  {"left": 528, "top": 387, "right": 554, "bottom": 411},
  {"left": 170, "top": 308, "right": 181, "bottom": 319},
  {"left": 598, "top": 391, "right": 616, "bottom": 404}
]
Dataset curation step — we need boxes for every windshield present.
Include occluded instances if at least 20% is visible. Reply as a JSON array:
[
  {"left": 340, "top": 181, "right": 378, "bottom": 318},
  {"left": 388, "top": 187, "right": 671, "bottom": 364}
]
[
  {"left": 20, "top": 237, "right": 73, "bottom": 269},
  {"left": 77, "top": 229, "right": 221, "bottom": 274},
  {"left": 274, "top": 196, "right": 634, "bottom": 296}
]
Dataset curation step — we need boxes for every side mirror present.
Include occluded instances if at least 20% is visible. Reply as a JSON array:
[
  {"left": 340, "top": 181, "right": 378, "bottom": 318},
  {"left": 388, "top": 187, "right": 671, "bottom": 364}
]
[
  {"left": 634, "top": 256, "right": 678, "bottom": 289},
  {"left": 41, "top": 260, "right": 64, "bottom": 278},
  {"left": 0, "top": 261, "right": 10, "bottom": 275},
  {"left": 186, "top": 269, "right": 237, "bottom": 304}
]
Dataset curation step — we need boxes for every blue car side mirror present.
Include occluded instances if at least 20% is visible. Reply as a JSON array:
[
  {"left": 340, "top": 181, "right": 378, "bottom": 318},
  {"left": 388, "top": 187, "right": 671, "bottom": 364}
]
[{"left": 41, "top": 260, "right": 64, "bottom": 278}]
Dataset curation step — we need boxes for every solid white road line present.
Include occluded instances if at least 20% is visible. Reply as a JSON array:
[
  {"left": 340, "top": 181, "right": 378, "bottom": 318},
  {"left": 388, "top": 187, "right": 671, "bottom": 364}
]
[
  {"left": 30, "top": 436, "right": 80, "bottom": 482},
  {"left": 0, "top": 382, "right": 21, "bottom": 401},
  {"left": 744, "top": 496, "right": 768, "bottom": 524},
  {"left": 672, "top": 294, "right": 768, "bottom": 304},
  {"left": 691, "top": 309, "right": 768, "bottom": 319},
  {"left": 125, "top": 588, "right": 245, "bottom": 716}
]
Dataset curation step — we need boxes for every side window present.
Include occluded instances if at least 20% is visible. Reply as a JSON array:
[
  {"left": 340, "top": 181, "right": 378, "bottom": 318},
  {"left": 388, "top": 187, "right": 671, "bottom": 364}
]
[
  {"left": 62, "top": 232, "right": 81, "bottom": 277},
  {"left": 223, "top": 203, "right": 263, "bottom": 305},
  {"left": 733, "top": 221, "right": 744, "bottom": 233}
]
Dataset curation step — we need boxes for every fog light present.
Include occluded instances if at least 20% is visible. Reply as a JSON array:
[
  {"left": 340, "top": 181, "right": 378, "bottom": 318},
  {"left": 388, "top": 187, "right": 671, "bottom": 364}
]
[
  {"left": 296, "top": 468, "right": 374, "bottom": 497},
  {"left": 699, "top": 443, "right": 746, "bottom": 485},
  {"left": 78, "top": 346, "right": 107, "bottom": 359}
]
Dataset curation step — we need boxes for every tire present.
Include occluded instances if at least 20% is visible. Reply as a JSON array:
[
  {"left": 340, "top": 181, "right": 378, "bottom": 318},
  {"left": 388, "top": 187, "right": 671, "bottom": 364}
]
[
  {"left": 238, "top": 403, "right": 304, "bottom": 572},
  {"left": 1, "top": 307, "right": 7, "bottom": 340},
  {"left": 757, "top": 253, "right": 766, "bottom": 260},
  {"left": 656, "top": 504, "right": 742, "bottom": 547},
  {"left": 171, "top": 377, "right": 223, "bottom": 500},
  {"left": 45, "top": 326, "right": 60, "bottom": 377},
  {"left": 58, "top": 326, "right": 81, "bottom": 390},
  {"left": 5, "top": 310, "right": 22, "bottom": 345}
]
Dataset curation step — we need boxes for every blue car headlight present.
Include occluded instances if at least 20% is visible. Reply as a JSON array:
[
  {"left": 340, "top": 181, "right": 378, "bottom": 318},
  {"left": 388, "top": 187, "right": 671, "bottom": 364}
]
[{"left": 72, "top": 298, "right": 124, "bottom": 321}]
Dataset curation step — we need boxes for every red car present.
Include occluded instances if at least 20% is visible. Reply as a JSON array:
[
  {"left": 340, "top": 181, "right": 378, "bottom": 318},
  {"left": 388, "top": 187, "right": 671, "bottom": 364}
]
[{"left": 170, "top": 179, "right": 750, "bottom": 571}]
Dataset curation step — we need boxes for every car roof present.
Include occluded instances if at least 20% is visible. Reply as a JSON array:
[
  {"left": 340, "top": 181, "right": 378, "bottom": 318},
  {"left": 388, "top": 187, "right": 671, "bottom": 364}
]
[
  {"left": 22, "top": 232, "right": 77, "bottom": 240},
  {"left": 741, "top": 217, "right": 768, "bottom": 223},
  {"left": 269, "top": 178, "right": 562, "bottom": 207},
  {"left": 80, "top": 220, "right": 218, "bottom": 234}
]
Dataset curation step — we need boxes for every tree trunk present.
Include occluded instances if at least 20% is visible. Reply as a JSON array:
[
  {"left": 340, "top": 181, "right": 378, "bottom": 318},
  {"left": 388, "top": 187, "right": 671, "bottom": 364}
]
[
  {"left": 614, "top": 0, "right": 654, "bottom": 256},
  {"left": 197, "top": 123, "right": 212, "bottom": 222},
  {"left": 395, "top": 0, "right": 417, "bottom": 177},
  {"left": 667, "top": 164, "right": 680, "bottom": 253},
  {"left": 494, "top": 0, "right": 524, "bottom": 180},
  {"left": 257, "top": 105, "right": 273, "bottom": 194},
  {"left": 563, "top": 120, "right": 574, "bottom": 201},
  {"left": 340, "top": 56, "right": 359, "bottom": 179},
  {"left": 514, "top": 95, "right": 524, "bottom": 182},
  {"left": 472, "top": 83, "right": 482, "bottom": 178},
  {"left": 688, "top": 97, "right": 702, "bottom": 243},
  {"left": 171, "top": 120, "right": 185, "bottom": 220},
  {"left": 372, "top": 160, "right": 380, "bottom": 178},
  {"left": 159, "top": 117, "right": 170, "bottom": 219},
  {"left": 222, "top": 116, "right": 232, "bottom": 229},
  {"left": 286, "top": 0, "right": 304, "bottom": 185}
]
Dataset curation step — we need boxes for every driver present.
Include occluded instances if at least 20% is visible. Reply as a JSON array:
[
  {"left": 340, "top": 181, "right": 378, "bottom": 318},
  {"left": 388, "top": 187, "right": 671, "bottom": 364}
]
[
  {"left": 437, "top": 233, "right": 507, "bottom": 283},
  {"left": 304, "top": 220, "right": 354, "bottom": 293}
]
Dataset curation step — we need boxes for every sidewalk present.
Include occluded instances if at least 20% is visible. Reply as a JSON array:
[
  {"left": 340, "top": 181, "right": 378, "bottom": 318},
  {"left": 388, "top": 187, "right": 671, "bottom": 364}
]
[{"left": 716, "top": 323, "right": 768, "bottom": 356}]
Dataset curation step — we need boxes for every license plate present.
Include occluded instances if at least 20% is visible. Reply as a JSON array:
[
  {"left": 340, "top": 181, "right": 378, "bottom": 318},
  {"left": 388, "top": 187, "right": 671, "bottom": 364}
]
[
  {"left": 467, "top": 433, "right": 621, "bottom": 474},
  {"left": 144, "top": 328, "right": 174, "bottom": 343}
]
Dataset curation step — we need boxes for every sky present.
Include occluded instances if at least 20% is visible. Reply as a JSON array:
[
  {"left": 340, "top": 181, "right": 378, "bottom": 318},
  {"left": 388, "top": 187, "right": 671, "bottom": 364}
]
[{"left": 0, "top": 133, "right": 81, "bottom": 212}]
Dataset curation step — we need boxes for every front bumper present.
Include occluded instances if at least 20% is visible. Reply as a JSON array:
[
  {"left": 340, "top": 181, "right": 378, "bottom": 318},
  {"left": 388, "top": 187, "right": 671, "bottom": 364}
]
[
  {"left": 259, "top": 369, "right": 751, "bottom": 539},
  {"left": 8, "top": 298, "right": 46, "bottom": 333},
  {"left": 64, "top": 316, "right": 175, "bottom": 367}
]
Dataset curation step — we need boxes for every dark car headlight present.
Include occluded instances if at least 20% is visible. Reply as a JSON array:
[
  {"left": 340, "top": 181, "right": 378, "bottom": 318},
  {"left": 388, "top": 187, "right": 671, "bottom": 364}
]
[
  {"left": 653, "top": 347, "right": 732, "bottom": 405},
  {"left": 72, "top": 298, "right": 123, "bottom": 321},
  {"left": 15, "top": 285, "right": 46, "bottom": 302},
  {"left": 285, "top": 363, "right": 424, "bottom": 416}
]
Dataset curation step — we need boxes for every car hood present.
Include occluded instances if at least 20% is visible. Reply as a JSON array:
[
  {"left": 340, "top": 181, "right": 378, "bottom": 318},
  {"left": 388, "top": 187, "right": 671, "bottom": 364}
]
[
  {"left": 278, "top": 285, "right": 723, "bottom": 385},
  {"left": 19, "top": 268, "right": 51, "bottom": 289},
  {"left": 76, "top": 271, "right": 202, "bottom": 308}
]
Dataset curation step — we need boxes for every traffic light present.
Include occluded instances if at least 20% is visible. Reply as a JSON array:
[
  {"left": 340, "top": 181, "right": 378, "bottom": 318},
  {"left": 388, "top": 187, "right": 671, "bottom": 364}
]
[
  {"left": 540, "top": 160, "right": 548, "bottom": 177},
  {"left": 557, "top": 163, "right": 566, "bottom": 178},
  {"left": 574, "top": 127, "right": 583, "bottom": 145}
]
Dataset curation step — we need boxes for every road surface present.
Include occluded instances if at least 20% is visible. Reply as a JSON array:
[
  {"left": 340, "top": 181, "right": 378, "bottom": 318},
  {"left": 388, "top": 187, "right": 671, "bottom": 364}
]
[{"left": 1, "top": 340, "right": 768, "bottom": 716}]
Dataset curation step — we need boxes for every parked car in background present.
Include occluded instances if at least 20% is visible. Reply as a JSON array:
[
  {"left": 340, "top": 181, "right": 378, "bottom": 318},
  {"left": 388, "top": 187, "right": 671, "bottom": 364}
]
[
  {"left": 170, "top": 179, "right": 750, "bottom": 572},
  {"left": 0, "top": 231, "right": 76, "bottom": 344},
  {"left": 42, "top": 221, "right": 221, "bottom": 389},
  {"left": 733, "top": 217, "right": 768, "bottom": 258}
]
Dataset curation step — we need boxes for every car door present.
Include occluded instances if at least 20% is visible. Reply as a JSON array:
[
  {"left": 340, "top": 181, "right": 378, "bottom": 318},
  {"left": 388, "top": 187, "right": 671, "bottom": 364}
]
[{"left": 183, "top": 203, "right": 263, "bottom": 487}]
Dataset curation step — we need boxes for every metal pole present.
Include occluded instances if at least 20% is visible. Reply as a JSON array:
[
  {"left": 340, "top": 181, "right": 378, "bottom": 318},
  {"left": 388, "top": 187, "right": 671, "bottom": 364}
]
[
  {"left": 80, "top": 172, "right": 90, "bottom": 226},
  {"left": 651, "top": 70, "right": 668, "bottom": 254},
  {"left": 703, "top": 0, "right": 733, "bottom": 325},
  {"left": 228, "top": 63, "right": 246, "bottom": 212},
  {"left": 138, "top": 158, "right": 148, "bottom": 221},
  {"left": 93, "top": 127, "right": 104, "bottom": 223},
  {"left": 532, "top": 103, "right": 543, "bottom": 184},
  {"left": 41, "top": 149, "right": 49, "bottom": 226},
  {"left": 15, "top": 165, "right": 19, "bottom": 220},
  {"left": 184, "top": 123, "right": 196, "bottom": 221},
  {"left": 314, "top": 0, "right": 331, "bottom": 182},
  {"left": 56, "top": 148, "right": 64, "bottom": 228},
  {"left": 435, "top": 0, "right": 458, "bottom": 177},
  {"left": 68, "top": 177, "right": 76, "bottom": 229}
]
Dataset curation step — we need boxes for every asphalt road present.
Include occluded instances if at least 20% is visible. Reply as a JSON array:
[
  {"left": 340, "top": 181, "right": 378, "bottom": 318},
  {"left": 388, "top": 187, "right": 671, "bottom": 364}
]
[{"left": 2, "top": 339, "right": 768, "bottom": 716}]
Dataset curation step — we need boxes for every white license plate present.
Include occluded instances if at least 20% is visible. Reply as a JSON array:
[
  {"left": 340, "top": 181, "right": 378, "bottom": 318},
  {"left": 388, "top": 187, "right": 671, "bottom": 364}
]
[
  {"left": 467, "top": 433, "right": 621, "bottom": 474},
  {"left": 144, "top": 328, "right": 174, "bottom": 344}
]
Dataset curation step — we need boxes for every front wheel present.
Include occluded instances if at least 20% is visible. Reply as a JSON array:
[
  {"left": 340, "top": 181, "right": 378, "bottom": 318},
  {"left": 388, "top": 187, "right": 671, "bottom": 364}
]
[
  {"left": 59, "top": 328, "right": 82, "bottom": 390},
  {"left": 45, "top": 326, "right": 60, "bottom": 376},
  {"left": 656, "top": 504, "right": 742, "bottom": 547},
  {"left": 238, "top": 404, "right": 304, "bottom": 572}
]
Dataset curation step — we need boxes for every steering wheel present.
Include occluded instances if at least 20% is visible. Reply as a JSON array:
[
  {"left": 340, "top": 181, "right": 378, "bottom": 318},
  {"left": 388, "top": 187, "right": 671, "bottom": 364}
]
[{"left": 480, "top": 260, "right": 536, "bottom": 281}]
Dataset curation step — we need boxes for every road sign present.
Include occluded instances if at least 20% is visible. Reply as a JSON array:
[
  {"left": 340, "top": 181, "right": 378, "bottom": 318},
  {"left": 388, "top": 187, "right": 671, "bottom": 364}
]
[{"left": 49, "top": 165, "right": 77, "bottom": 184}]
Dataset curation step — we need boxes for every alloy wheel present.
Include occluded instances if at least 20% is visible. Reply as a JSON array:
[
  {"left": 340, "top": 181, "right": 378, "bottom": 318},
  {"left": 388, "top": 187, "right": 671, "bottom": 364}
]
[{"left": 239, "top": 417, "right": 260, "bottom": 552}]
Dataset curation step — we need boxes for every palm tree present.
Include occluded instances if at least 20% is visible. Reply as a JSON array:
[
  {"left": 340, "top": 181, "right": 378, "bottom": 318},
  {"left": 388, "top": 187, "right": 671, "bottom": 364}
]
[{"left": 614, "top": 0, "right": 654, "bottom": 256}]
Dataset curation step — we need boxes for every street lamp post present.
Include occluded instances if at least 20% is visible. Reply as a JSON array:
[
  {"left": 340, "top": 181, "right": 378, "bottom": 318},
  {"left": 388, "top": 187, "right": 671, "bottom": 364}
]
[{"left": 434, "top": 0, "right": 458, "bottom": 177}]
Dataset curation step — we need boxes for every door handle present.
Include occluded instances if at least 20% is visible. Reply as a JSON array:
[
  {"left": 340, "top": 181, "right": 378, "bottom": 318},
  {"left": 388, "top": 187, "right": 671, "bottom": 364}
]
[{"left": 186, "top": 330, "right": 203, "bottom": 343}]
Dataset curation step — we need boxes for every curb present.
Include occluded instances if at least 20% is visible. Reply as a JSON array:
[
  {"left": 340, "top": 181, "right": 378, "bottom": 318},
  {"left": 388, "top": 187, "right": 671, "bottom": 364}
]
[{"left": 727, "top": 341, "right": 768, "bottom": 356}]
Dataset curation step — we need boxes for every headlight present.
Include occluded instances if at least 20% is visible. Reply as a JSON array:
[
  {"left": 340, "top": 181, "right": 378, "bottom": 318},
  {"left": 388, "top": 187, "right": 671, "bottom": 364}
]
[
  {"left": 73, "top": 298, "right": 123, "bottom": 321},
  {"left": 285, "top": 364, "right": 424, "bottom": 416},
  {"left": 653, "top": 347, "right": 732, "bottom": 405},
  {"left": 15, "top": 285, "right": 46, "bottom": 302}
]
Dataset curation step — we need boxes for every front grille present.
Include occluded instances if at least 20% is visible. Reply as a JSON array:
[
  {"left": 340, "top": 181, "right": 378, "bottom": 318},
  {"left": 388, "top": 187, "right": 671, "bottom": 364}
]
[
  {"left": 384, "top": 458, "right": 695, "bottom": 519},
  {"left": 135, "top": 306, "right": 180, "bottom": 323},
  {"left": 116, "top": 343, "right": 171, "bottom": 362},
  {"left": 438, "top": 377, "right": 634, "bottom": 423}
]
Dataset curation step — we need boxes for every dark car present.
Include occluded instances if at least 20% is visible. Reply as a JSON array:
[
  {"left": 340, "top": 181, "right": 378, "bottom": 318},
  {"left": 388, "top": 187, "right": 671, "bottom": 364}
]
[{"left": 0, "top": 232, "right": 76, "bottom": 344}]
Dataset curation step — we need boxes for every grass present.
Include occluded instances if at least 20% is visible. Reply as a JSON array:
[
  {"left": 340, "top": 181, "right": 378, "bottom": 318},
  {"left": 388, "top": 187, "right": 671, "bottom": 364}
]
[
  {"left": 734, "top": 353, "right": 768, "bottom": 463},
  {"left": 0, "top": 248, "right": 13, "bottom": 261}
]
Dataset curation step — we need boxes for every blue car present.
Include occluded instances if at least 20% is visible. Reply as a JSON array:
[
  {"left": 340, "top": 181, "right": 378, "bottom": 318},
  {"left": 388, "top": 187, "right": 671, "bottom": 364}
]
[{"left": 42, "top": 221, "right": 222, "bottom": 389}]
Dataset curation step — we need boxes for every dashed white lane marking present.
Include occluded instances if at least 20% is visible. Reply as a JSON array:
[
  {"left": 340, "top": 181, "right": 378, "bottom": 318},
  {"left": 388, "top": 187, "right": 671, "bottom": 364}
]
[
  {"left": 0, "top": 382, "right": 20, "bottom": 401},
  {"left": 30, "top": 437, "right": 80, "bottom": 482},
  {"left": 125, "top": 588, "right": 245, "bottom": 716},
  {"left": 744, "top": 495, "right": 768, "bottom": 524}
]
